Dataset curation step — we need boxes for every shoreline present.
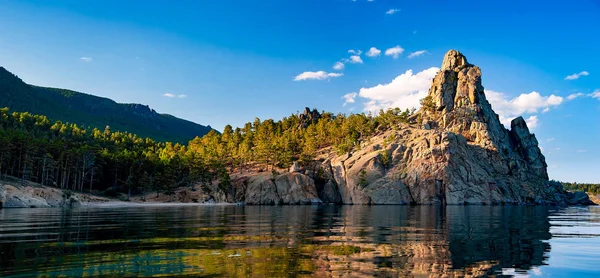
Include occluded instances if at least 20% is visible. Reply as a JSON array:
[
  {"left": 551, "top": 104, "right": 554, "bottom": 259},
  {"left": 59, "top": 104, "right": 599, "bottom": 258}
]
[
  {"left": 3, "top": 180, "right": 597, "bottom": 210},
  {"left": 2, "top": 200, "right": 597, "bottom": 209},
  {"left": 80, "top": 201, "right": 240, "bottom": 208}
]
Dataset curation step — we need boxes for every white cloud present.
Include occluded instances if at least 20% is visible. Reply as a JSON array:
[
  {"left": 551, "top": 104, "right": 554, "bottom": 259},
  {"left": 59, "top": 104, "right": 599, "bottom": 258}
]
[
  {"left": 386, "top": 8, "right": 400, "bottom": 15},
  {"left": 525, "top": 115, "right": 539, "bottom": 129},
  {"left": 348, "top": 49, "right": 362, "bottom": 55},
  {"left": 163, "top": 93, "right": 187, "bottom": 98},
  {"left": 349, "top": 55, "right": 363, "bottom": 64},
  {"left": 342, "top": 92, "right": 358, "bottom": 107},
  {"left": 546, "top": 138, "right": 555, "bottom": 142},
  {"left": 385, "top": 46, "right": 404, "bottom": 59},
  {"left": 366, "top": 47, "right": 381, "bottom": 57},
  {"left": 333, "top": 62, "right": 345, "bottom": 70},
  {"left": 345, "top": 64, "right": 565, "bottom": 130},
  {"left": 350, "top": 67, "right": 439, "bottom": 112},
  {"left": 407, "top": 50, "right": 427, "bottom": 59},
  {"left": 577, "top": 149, "right": 588, "bottom": 153},
  {"left": 564, "top": 71, "right": 589, "bottom": 80},
  {"left": 567, "top": 92, "right": 584, "bottom": 100},
  {"left": 589, "top": 89, "right": 600, "bottom": 99},
  {"left": 485, "top": 90, "right": 564, "bottom": 127},
  {"left": 294, "top": 71, "right": 343, "bottom": 81},
  {"left": 80, "top": 57, "right": 92, "bottom": 62}
]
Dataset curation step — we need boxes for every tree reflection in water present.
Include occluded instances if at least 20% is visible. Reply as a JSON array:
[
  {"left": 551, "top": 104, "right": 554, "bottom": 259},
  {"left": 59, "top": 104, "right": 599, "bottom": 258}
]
[{"left": 0, "top": 205, "right": 554, "bottom": 277}]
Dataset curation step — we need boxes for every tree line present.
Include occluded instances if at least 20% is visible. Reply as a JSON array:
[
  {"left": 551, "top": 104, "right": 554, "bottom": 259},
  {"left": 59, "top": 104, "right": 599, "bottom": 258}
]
[
  {"left": 560, "top": 181, "right": 600, "bottom": 195},
  {"left": 0, "top": 106, "right": 414, "bottom": 197}
]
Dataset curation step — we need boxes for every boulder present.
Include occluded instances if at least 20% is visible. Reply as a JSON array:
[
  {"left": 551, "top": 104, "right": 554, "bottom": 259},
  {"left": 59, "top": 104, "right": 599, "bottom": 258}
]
[
  {"left": 0, "top": 183, "right": 109, "bottom": 208},
  {"left": 568, "top": 191, "right": 594, "bottom": 205},
  {"left": 244, "top": 174, "right": 281, "bottom": 205},
  {"left": 244, "top": 173, "right": 322, "bottom": 205},
  {"left": 274, "top": 173, "right": 321, "bottom": 204},
  {"left": 3, "top": 195, "right": 50, "bottom": 208}
]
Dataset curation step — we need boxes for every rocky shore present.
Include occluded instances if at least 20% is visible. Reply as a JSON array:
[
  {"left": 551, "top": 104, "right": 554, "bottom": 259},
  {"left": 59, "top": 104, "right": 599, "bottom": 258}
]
[{"left": 0, "top": 182, "right": 111, "bottom": 208}]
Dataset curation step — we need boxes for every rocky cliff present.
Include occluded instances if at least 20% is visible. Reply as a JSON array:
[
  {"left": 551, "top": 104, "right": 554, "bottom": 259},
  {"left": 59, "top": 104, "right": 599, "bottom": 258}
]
[{"left": 226, "top": 50, "right": 590, "bottom": 206}]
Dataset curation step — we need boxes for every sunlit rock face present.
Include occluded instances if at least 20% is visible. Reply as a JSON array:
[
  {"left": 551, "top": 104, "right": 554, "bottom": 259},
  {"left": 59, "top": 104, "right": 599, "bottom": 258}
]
[
  {"left": 0, "top": 183, "right": 106, "bottom": 208},
  {"left": 308, "top": 50, "right": 587, "bottom": 205},
  {"left": 219, "top": 50, "right": 588, "bottom": 206}
]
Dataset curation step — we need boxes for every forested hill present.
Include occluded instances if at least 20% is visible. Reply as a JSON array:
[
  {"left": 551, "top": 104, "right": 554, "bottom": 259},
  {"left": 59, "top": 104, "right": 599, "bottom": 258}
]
[{"left": 0, "top": 66, "right": 213, "bottom": 143}]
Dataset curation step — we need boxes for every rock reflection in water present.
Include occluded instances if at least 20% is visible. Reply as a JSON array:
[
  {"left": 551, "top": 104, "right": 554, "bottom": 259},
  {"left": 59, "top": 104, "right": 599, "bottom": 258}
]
[{"left": 0, "top": 206, "right": 552, "bottom": 277}]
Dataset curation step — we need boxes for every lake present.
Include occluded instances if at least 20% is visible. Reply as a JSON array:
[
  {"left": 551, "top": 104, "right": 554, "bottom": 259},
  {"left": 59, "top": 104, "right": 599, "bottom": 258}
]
[{"left": 0, "top": 205, "right": 599, "bottom": 277}]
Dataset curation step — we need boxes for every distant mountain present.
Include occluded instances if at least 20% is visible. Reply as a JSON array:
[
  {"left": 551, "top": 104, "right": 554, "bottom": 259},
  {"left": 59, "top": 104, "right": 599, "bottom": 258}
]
[{"left": 0, "top": 66, "right": 213, "bottom": 143}]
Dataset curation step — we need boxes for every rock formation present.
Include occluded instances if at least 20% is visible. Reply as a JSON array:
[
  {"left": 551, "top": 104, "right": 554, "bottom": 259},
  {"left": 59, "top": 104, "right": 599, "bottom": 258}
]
[
  {"left": 0, "top": 183, "right": 109, "bottom": 208},
  {"left": 229, "top": 50, "right": 589, "bottom": 205},
  {"left": 298, "top": 107, "right": 321, "bottom": 128}
]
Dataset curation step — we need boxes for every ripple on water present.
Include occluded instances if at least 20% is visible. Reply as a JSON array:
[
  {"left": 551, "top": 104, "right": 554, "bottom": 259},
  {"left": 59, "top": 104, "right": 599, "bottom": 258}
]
[{"left": 0, "top": 205, "right": 599, "bottom": 277}]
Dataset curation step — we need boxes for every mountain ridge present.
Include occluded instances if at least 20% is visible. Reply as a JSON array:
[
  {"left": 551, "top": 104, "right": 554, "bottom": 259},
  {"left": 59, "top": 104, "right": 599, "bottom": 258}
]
[{"left": 0, "top": 66, "right": 213, "bottom": 143}]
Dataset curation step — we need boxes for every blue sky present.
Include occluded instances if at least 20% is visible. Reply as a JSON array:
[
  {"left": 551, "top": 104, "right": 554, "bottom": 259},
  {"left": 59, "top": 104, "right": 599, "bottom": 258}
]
[{"left": 0, "top": 0, "right": 598, "bottom": 182}]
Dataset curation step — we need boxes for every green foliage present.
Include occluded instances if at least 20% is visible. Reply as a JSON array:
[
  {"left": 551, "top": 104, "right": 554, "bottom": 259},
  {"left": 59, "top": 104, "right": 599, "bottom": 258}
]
[
  {"left": 62, "top": 190, "right": 72, "bottom": 199},
  {"left": 0, "top": 107, "right": 226, "bottom": 195},
  {"left": 420, "top": 96, "right": 435, "bottom": 112},
  {"left": 217, "top": 167, "right": 231, "bottom": 191},
  {"left": 379, "top": 150, "right": 391, "bottom": 168},
  {"left": 358, "top": 169, "right": 368, "bottom": 189},
  {"left": 0, "top": 98, "right": 415, "bottom": 197},
  {"left": 0, "top": 67, "right": 212, "bottom": 143},
  {"left": 559, "top": 181, "right": 600, "bottom": 195}
]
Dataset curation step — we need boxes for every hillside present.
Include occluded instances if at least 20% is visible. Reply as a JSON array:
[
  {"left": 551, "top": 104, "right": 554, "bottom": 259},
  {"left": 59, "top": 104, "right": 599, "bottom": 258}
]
[{"left": 0, "top": 67, "right": 213, "bottom": 143}]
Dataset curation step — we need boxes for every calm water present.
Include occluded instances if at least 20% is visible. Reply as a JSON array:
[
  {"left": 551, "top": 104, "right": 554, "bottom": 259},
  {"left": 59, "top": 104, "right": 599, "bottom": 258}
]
[{"left": 0, "top": 205, "right": 599, "bottom": 277}]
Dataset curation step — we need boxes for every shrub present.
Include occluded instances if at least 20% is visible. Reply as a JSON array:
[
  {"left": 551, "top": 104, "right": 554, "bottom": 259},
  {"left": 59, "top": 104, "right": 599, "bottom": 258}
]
[
  {"left": 358, "top": 170, "right": 368, "bottom": 189},
  {"left": 420, "top": 96, "right": 435, "bottom": 112}
]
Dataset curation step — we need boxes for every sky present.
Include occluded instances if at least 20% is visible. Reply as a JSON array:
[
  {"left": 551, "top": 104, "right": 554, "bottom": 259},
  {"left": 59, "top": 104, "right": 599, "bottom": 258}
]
[{"left": 0, "top": 0, "right": 598, "bottom": 182}]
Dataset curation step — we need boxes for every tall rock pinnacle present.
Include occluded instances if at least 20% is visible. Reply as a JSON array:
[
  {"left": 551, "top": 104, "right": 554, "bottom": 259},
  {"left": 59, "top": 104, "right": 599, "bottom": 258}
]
[
  {"left": 420, "top": 49, "right": 548, "bottom": 178},
  {"left": 422, "top": 50, "right": 505, "bottom": 151},
  {"left": 312, "top": 49, "right": 582, "bottom": 205}
]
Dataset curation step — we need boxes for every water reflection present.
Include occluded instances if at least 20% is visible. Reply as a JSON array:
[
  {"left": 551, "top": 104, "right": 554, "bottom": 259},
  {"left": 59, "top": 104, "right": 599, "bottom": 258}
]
[{"left": 0, "top": 205, "right": 597, "bottom": 277}]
